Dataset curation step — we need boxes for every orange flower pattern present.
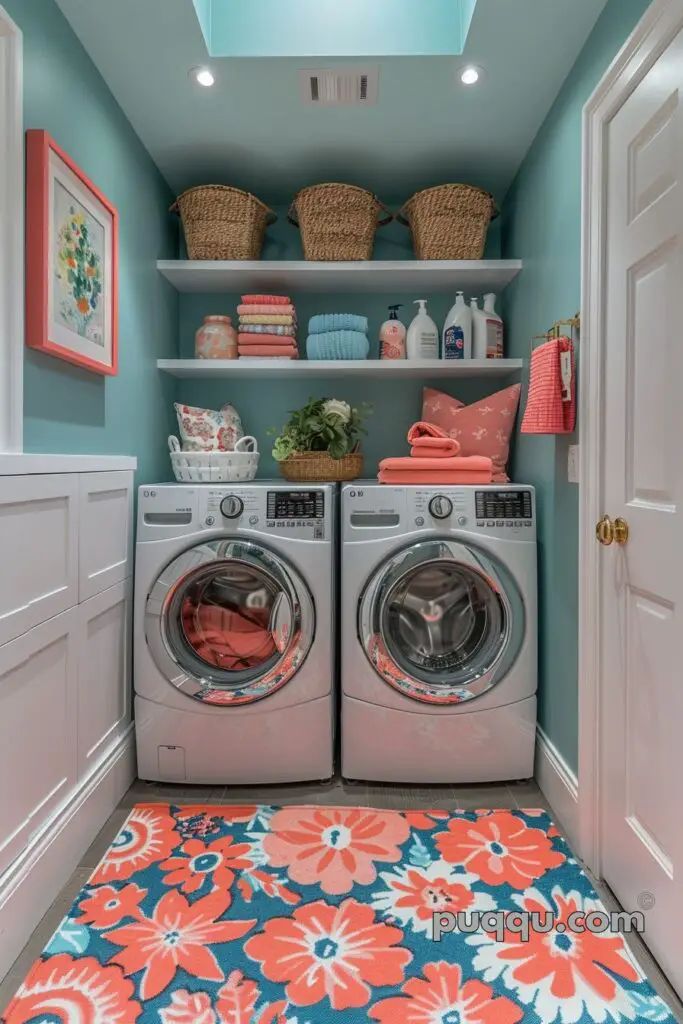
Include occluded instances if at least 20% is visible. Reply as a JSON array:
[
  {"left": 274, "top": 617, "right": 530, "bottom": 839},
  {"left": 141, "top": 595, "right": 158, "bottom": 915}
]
[{"left": 0, "top": 804, "right": 675, "bottom": 1023}]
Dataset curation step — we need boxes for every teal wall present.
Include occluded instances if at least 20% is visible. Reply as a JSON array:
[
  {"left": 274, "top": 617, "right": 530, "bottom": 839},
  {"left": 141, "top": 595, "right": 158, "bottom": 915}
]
[
  {"left": 9, "top": 0, "right": 179, "bottom": 484},
  {"left": 501, "top": 0, "right": 650, "bottom": 772},
  {"left": 177, "top": 209, "right": 506, "bottom": 478}
]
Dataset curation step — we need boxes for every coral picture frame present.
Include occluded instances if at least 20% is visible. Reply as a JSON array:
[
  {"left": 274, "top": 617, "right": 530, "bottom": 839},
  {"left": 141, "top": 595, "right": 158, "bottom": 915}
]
[{"left": 25, "top": 130, "right": 118, "bottom": 375}]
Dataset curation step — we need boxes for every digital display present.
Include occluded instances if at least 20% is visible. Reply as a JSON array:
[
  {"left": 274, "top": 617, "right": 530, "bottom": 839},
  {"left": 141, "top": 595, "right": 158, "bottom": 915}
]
[
  {"left": 475, "top": 490, "right": 533, "bottom": 520},
  {"left": 267, "top": 490, "right": 325, "bottom": 520}
]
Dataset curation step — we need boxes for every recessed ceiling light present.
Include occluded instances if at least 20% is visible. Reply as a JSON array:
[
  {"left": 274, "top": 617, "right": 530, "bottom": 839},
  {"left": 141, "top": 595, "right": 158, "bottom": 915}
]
[
  {"left": 460, "top": 65, "right": 481, "bottom": 86},
  {"left": 190, "top": 66, "right": 215, "bottom": 87}
]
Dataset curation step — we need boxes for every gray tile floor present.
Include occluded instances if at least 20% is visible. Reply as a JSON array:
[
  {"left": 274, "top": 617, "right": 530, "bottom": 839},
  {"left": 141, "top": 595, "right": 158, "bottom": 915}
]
[{"left": 1, "top": 777, "right": 681, "bottom": 1021}]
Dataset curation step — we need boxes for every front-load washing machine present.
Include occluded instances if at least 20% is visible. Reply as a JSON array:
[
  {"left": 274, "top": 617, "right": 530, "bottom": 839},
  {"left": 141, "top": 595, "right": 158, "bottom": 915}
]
[
  {"left": 135, "top": 482, "right": 335, "bottom": 784},
  {"left": 341, "top": 483, "right": 537, "bottom": 783}
]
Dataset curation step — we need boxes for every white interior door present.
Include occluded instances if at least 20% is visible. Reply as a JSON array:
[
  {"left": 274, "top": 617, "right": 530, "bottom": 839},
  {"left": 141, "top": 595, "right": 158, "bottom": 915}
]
[{"left": 600, "top": 15, "right": 683, "bottom": 996}]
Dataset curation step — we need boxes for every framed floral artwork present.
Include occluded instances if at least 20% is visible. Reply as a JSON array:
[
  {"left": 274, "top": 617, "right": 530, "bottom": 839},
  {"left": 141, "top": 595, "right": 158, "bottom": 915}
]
[{"left": 25, "top": 130, "right": 118, "bottom": 375}]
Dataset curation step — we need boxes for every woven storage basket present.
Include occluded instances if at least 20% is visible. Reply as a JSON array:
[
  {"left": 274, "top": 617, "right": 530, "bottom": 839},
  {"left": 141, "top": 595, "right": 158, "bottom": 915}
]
[
  {"left": 279, "top": 450, "right": 363, "bottom": 482},
  {"left": 171, "top": 185, "right": 276, "bottom": 260},
  {"left": 398, "top": 184, "right": 497, "bottom": 260},
  {"left": 288, "top": 184, "right": 392, "bottom": 261}
]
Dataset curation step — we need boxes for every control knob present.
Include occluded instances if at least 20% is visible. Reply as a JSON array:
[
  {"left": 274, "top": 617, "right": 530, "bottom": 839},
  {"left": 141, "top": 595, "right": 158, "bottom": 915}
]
[
  {"left": 429, "top": 494, "right": 453, "bottom": 520},
  {"left": 220, "top": 494, "right": 244, "bottom": 519}
]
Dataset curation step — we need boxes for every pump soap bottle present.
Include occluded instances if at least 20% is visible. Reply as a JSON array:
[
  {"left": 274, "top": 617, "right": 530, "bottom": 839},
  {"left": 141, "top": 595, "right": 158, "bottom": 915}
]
[
  {"left": 483, "top": 293, "right": 504, "bottom": 358},
  {"left": 379, "top": 304, "right": 406, "bottom": 359},
  {"left": 407, "top": 300, "right": 439, "bottom": 360}
]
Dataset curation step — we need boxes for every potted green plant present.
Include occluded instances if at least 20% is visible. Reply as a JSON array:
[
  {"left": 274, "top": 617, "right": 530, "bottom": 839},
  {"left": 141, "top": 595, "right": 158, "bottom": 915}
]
[{"left": 271, "top": 398, "right": 372, "bottom": 482}]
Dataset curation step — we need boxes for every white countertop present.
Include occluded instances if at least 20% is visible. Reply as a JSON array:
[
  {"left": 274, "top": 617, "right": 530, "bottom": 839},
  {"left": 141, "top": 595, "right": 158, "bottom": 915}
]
[{"left": 0, "top": 453, "right": 137, "bottom": 475}]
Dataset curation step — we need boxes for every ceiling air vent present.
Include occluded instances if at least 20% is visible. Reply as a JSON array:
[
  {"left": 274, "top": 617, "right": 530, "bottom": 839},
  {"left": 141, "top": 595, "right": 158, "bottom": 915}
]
[{"left": 299, "top": 67, "right": 379, "bottom": 107}]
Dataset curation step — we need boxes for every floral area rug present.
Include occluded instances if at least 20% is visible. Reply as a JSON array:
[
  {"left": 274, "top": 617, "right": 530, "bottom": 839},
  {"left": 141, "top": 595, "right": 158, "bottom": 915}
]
[{"left": 2, "top": 803, "right": 676, "bottom": 1023}]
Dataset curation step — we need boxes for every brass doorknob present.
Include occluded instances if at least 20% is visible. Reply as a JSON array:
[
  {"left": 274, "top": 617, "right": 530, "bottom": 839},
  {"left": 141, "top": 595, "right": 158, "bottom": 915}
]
[
  {"left": 595, "top": 515, "right": 629, "bottom": 546},
  {"left": 596, "top": 515, "right": 614, "bottom": 545},
  {"left": 613, "top": 517, "right": 629, "bottom": 545}
]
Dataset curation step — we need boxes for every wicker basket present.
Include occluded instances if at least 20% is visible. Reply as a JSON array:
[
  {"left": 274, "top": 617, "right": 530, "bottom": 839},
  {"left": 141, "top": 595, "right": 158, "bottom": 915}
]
[
  {"left": 398, "top": 184, "right": 497, "bottom": 260},
  {"left": 279, "top": 450, "right": 363, "bottom": 482},
  {"left": 288, "top": 184, "right": 392, "bottom": 261},
  {"left": 171, "top": 185, "right": 276, "bottom": 260}
]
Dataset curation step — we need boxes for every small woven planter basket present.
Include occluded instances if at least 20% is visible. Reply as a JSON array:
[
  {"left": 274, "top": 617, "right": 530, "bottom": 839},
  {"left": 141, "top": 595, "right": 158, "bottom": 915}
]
[
  {"left": 279, "top": 450, "right": 363, "bottom": 483},
  {"left": 289, "top": 183, "right": 392, "bottom": 261},
  {"left": 398, "top": 184, "right": 497, "bottom": 260},
  {"left": 171, "top": 185, "right": 276, "bottom": 260}
]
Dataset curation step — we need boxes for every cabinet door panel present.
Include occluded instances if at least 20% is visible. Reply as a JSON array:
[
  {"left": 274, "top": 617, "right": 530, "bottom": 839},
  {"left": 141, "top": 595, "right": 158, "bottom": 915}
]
[
  {"left": 0, "top": 476, "right": 78, "bottom": 645},
  {"left": 0, "top": 609, "right": 78, "bottom": 875},
  {"left": 78, "top": 579, "right": 132, "bottom": 776},
  {"left": 79, "top": 472, "right": 133, "bottom": 601}
]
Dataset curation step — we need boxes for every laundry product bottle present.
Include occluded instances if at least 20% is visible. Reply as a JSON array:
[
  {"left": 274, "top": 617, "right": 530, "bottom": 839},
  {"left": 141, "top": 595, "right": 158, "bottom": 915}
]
[
  {"left": 442, "top": 291, "right": 471, "bottom": 360},
  {"left": 379, "top": 304, "right": 406, "bottom": 359},
  {"left": 483, "top": 292, "right": 504, "bottom": 358},
  {"left": 470, "top": 297, "right": 488, "bottom": 360},
  {"left": 407, "top": 300, "right": 439, "bottom": 359}
]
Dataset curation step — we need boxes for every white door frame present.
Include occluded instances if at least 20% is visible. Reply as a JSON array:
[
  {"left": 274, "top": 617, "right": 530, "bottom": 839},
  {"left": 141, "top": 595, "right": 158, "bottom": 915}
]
[
  {"left": 579, "top": 0, "right": 683, "bottom": 875},
  {"left": 0, "top": 4, "right": 22, "bottom": 453}
]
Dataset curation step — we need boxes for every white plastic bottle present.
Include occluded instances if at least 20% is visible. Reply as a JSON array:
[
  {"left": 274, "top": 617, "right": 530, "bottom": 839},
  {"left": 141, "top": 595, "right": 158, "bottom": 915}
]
[
  {"left": 470, "top": 297, "right": 488, "bottom": 360},
  {"left": 442, "top": 291, "right": 471, "bottom": 360},
  {"left": 407, "top": 299, "right": 439, "bottom": 359},
  {"left": 483, "top": 292, "right": 504, "bottom": 358}
]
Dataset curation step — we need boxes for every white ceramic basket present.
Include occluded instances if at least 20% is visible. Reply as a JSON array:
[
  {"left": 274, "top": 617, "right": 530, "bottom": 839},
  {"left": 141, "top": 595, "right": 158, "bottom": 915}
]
[{"left": 168, "top": 435, "right": 259, "bottom": 483}]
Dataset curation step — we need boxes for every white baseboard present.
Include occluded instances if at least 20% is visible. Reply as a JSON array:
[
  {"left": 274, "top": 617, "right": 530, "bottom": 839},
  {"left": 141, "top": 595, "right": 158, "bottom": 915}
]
[
  {"left": 0, "top": 727, "right": 135, "bottom": 979},
  {"left": 535, "top": 726, "right": 579, "bottom": 851}
]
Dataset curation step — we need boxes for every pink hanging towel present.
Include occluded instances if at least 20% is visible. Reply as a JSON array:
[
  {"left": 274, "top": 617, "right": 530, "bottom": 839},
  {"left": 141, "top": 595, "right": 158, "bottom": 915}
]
[{"left": 521, "top": 336, "right": 576, "bottom": 434}]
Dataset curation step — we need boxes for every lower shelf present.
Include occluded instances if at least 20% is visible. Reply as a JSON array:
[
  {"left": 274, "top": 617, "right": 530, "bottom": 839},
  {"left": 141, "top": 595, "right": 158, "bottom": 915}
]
[{"left": 157, "top": 358, "right": 523, "bottom": 380}]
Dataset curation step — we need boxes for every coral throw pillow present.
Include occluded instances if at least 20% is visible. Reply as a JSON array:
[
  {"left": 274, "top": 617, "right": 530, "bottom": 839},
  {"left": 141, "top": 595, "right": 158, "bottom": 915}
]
[{"left": 422, "top": 384, "right": 521, "bottom": 483}]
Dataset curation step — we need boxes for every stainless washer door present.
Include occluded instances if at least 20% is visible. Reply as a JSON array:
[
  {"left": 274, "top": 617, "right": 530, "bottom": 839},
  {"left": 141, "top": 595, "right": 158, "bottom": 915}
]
[
  {"left": 146, "top": 539, "right": 314, "bottom": 706},
  {"left": 359, "top": 540, "right": 524, "bottom": 705}
]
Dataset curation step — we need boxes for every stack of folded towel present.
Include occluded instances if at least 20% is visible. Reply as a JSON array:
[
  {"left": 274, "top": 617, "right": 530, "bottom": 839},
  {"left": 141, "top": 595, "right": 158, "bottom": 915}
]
[
  {"left": 378, "top": 422, "right": 494, "bottom": 484},
  {"left": 306, "top": 313, "right": 370, "bottom": 360},
  {"left": 238, "top": 294, "right": 299, "bottom": 359}
]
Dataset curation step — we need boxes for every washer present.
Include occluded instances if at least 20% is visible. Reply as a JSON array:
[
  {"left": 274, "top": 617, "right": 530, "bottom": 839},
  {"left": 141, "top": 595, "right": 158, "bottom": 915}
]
[
  {"left": 135, "top": 482, "right": 335, "bottom": 784},
  {"left": 341, "top": 483, "right": 537, "bottom": 783}
]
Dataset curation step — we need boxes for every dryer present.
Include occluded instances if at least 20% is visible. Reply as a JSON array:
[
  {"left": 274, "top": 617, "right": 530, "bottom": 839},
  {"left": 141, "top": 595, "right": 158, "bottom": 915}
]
[
  {"left": 341, "top": 483, "right": 537, "bottom": 783},
  {"left": 134, "top": 482, "right": 335, "bottom": 784}
]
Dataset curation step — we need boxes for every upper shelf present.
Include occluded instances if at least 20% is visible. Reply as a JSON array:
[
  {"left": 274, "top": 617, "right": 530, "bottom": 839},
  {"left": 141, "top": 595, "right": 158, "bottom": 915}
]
[
  {"left": 157, "top": 358, "right": 523, "bottom": 380},
  {"left": 157, "top": 259, "right": 522, "bottom": 295}
]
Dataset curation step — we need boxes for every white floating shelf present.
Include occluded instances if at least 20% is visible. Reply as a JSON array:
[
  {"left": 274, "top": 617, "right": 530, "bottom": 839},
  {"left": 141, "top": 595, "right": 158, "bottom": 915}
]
[
  {"left": 157, "top": 358, "right": 523, "bottom": 380},
  {"left": 157, "top": 259, "right": 522, "bottom": 294}
]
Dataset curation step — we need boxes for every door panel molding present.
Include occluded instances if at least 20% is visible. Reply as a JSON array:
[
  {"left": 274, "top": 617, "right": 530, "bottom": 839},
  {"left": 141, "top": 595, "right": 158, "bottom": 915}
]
[{"left": 579, "top": 0, "right": 683, "bottom": 875}]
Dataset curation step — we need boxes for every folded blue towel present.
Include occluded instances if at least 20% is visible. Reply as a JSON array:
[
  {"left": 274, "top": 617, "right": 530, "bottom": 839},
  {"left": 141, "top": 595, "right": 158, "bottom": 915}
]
[
  {"left": 309, "top": 313, "right": 368, "bottom": 335},
  {"left": 307, "top": 331, "right": 369, "bottom": 360}
]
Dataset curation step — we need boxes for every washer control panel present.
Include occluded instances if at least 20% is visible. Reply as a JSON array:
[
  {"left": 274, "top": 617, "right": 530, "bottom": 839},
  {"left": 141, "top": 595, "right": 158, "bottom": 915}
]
[
  {"left": 475, "top": 489, "right": 533, "bottom": 522},
  {"left": 267, "top": 490, "right": 325, "bottom": 520}
]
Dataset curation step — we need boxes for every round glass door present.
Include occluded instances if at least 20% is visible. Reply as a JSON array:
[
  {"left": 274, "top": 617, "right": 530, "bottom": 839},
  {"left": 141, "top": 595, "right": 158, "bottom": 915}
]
[
  {"left": 359, "top": 540, "right": 524, "bottom": 704},
  {"left": 146, "top": 540, "right": 314, "bottom": 705}
]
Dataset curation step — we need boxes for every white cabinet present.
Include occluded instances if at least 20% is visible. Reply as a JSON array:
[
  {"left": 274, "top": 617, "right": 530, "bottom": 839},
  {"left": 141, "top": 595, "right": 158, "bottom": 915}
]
[
  {"left": 78, "top": 579, "right": 132, "bottom": 776},
  {"left": 0, "top": 468, "right": 134, "bottom": 871},
  {"left": 0, "top": 475, "right": 78, "bottom": 646},
  {"left": 78, "top": 472, "right": 133, "bottom": 601},
  {"left": 0, "top": 608, "right": 78, "bottom": 876}
]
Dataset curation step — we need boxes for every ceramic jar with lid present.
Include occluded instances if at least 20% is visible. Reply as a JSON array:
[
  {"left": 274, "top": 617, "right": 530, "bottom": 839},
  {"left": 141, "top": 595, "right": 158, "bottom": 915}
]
[{"left": 195, "top": 315, "right": 238, "bottom": 359}]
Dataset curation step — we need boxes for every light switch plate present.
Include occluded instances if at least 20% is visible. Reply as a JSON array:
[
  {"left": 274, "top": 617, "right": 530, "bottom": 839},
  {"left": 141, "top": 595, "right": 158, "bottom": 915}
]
[{"left": 568, "top": 445, "right": 580, "bottom": 484}]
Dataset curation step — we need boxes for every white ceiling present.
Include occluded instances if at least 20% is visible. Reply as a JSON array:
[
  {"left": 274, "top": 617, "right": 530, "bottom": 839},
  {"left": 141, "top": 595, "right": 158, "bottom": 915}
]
[{"left": 56, "top": 0, "right": 608, "bottom": 204}]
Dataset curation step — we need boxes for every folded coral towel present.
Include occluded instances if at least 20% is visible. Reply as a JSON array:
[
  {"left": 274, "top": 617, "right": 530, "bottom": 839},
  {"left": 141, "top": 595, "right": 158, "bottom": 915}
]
[
  {"left": 238, "top": 345, "right": 298, "bottom": 358},
  {"left": 238, "top": 333, "right": 298, "bottom": 347},
  {"left": 379, "top": 455, "right": 492, "bottom": 475},
  {"left": 379, "top": 469, "right": 493, "bottom": 485},
  {"left": 240, "top": 314, "right": 295, "bottom": 326},
  {"left": 410, "top": 438, "right": 460, "bottom": 458},
  {"left": 406, "top": 421, "right": 460, "bottom": 458},
  {"left": 237, "top": 303, "right": 295, "bottom": 316},
  {"left": 521, "top": 337, "right": 576, "bottom": 434},
  {"left": 241, "top": 294, "right": 291, "bottom": 305},
  {"left": 309, "top": 313, "right": 368, "bottom": 335},
  {"left": 238, "top": 324, "right": 296, "bottom": 336}
]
